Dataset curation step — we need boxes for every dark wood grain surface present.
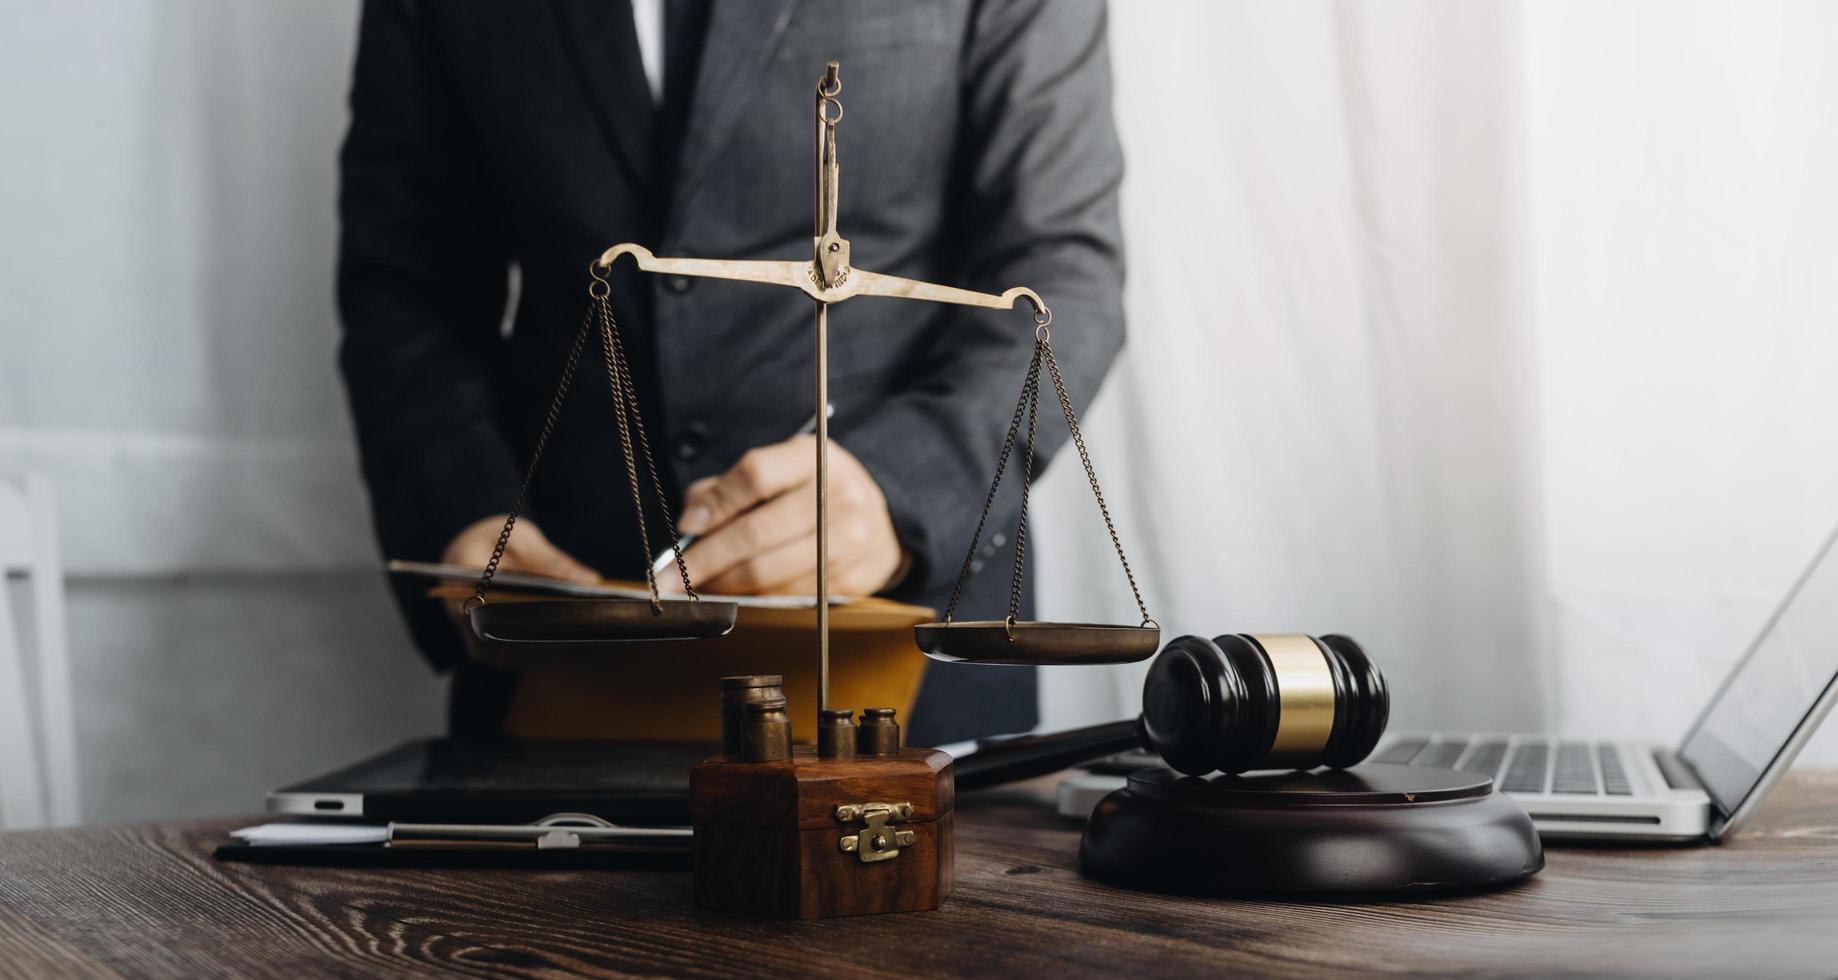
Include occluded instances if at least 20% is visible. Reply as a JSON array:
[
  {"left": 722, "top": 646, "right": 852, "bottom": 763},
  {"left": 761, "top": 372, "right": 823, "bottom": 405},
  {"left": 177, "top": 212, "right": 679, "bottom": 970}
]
[{"left": 5, "top": 772, "right": 1838, "bottom": 978}]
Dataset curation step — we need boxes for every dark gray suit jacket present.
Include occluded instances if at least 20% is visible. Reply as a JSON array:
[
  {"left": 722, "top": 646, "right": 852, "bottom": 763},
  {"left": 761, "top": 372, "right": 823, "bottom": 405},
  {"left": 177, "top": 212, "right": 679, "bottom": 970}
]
[{"left": 337, "top": 0, "right": 1126, "bottom": 744}]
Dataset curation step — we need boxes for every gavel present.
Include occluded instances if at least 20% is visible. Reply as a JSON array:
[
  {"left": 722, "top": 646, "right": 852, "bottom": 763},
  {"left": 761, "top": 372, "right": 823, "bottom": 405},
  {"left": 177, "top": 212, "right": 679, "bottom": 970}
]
[{"left": 953, "top": 633, "right": 1389, "bottom": 791}]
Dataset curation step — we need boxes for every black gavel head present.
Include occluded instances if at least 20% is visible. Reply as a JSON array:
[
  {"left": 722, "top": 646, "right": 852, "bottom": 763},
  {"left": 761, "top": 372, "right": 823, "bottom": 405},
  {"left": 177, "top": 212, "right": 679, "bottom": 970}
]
[{"left": 1140, "top": 634, "right": 1389, "bottom": 775}]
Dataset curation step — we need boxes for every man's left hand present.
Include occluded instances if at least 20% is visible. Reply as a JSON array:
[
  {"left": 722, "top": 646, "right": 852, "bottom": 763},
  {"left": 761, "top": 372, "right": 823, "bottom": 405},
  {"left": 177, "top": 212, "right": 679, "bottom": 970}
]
[{"left": 657, "top": 434, "right": 907, "bottom": 596}]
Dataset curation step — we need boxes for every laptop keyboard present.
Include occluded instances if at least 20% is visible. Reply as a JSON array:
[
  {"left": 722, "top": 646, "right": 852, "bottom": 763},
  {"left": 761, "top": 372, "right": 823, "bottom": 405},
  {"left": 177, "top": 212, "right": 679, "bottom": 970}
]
[
  {"left": 1501, "top": 742, "right": 1548, "bottom": 792},
  {"left": 1375, "top": 737, "right": 1635, "bottom": 795},
  {"left": 1598, "top": 744, "right": 1634, "bottom": 794}
]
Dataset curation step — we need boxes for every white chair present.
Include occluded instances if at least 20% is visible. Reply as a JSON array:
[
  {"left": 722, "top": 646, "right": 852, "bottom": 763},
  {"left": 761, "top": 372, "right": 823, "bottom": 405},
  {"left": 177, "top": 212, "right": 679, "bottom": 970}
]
[{"left": 0, "top": 472, "right": 79, "bottom": 827}]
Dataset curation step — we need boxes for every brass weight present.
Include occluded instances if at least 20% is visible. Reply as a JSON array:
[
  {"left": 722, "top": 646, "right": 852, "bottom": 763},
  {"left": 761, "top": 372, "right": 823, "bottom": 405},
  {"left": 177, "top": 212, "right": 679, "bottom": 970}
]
[
  {"left": 742, "top": 698, "right": 793, "bottom": 762},
  {"left": 858, "top": 707, "right": 901, "bottom": 757},
  {"left": 818, "top": 708, "right": 858, "bottom": 759},
  {"left": 720, "top": 675, "right": 785, "bottom": 756}
]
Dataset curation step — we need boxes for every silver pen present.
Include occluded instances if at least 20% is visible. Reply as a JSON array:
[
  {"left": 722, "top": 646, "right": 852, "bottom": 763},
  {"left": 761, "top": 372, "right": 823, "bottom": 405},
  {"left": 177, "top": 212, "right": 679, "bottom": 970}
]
[{"left": 652, "top": 403, "right": 834, "bottom": 575}]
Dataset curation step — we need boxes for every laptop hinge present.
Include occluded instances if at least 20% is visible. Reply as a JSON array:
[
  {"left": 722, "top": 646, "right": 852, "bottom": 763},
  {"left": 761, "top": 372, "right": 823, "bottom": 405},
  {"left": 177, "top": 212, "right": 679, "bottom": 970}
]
[{"left": 1653, "top": 749, "right": 1705, "bottom": 791}]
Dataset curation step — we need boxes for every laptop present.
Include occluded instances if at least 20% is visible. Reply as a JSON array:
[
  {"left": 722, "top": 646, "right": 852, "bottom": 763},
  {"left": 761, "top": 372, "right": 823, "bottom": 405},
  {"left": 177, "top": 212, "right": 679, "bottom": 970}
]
[{"left": 1059, "top": 523, "right": 1838, "bottom": 842}]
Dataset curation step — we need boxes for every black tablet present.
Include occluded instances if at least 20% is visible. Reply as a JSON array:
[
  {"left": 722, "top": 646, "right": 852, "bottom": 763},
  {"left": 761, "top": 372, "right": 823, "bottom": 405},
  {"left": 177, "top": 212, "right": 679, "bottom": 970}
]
[{"left": 265, "top": 738, "right": 709, "bottom": 824}]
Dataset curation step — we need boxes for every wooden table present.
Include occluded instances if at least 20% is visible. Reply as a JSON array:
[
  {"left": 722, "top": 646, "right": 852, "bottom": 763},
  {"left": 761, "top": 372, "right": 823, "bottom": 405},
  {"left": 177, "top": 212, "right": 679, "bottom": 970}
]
[{"left": 4, "top": 772, "right": 1838, "bottom": 978}]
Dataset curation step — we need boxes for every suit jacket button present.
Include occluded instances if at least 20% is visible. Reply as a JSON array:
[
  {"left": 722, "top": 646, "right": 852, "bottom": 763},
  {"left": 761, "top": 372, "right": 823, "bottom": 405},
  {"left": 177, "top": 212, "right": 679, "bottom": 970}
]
[
  {"left": 666, "top": 275, "right": 695, "bottom": 294},
  {"left": 675, "top": 420, "right": 710, "bottom": 461}
]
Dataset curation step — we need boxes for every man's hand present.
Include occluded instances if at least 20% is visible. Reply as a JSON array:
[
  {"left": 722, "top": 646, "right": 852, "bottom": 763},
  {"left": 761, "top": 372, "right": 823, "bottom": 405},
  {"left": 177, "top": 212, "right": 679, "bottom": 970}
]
[
  {"left": 442, "top": 515, "right": 599, "bottom": 584},
  {"left": 659, "top": 435, "right": 906, "bottom": 596}
]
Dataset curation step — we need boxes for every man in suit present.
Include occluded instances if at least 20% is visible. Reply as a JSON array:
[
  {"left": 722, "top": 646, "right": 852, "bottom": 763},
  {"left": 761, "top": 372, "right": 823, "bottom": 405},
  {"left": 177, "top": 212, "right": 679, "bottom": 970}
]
[{"left": 337, "top": 0, "right": 1125, "bottom": 745}]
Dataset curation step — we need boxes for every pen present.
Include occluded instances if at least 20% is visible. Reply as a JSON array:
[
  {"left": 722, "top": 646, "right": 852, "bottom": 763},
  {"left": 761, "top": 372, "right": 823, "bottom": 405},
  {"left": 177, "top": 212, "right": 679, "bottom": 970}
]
[{"left": 651, "top": 403, "right": 834, "bottom": 575}]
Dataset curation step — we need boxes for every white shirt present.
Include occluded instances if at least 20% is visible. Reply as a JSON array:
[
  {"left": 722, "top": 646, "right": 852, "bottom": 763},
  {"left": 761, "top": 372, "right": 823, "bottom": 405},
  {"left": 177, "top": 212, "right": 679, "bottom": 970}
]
[{"left": 631, "top": 0, "right": 666, "bottom": 104}]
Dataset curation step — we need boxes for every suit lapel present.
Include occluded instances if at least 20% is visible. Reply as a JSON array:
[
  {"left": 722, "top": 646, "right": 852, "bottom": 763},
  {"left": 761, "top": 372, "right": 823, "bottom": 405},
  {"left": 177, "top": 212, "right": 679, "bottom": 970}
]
[
  {"left": 665, "top": 0, "right": 799, "bottom": 236},
  {"left": 549, "top": 0, "right": 656, "bottom": 187}
]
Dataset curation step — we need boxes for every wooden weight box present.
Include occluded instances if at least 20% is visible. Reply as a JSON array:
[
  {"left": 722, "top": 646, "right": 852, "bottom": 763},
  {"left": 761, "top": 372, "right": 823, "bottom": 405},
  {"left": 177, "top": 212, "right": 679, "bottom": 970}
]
[{"left": 689, "top": 747, "right": 954, "bottom": 918}]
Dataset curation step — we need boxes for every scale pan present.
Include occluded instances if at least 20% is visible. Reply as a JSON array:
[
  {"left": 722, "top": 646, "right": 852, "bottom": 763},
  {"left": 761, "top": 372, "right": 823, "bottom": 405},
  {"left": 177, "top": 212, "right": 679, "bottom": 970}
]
[
  {"left": 914, "top": 621, "right": 1160, "bottom": 666},
  {"left": 470, "top": 599, "right": 738, "bottom": 644}
]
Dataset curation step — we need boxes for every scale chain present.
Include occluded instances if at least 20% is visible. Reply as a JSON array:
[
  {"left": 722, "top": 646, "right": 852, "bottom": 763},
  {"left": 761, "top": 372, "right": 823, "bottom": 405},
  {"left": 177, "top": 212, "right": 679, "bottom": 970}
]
[
  {"left": 940, "top": 330, "right": 1152, "bottom": 631},
  {"left": 1007, "top": 343, "right": 1042, "bottom": 634},
  {"left": 597, "top": 295, "right": 698, "bottom": 601},
  {"left": 469, "top": 305, "right": 595, "bottom": 608},
  {"left": 592, "top": 293, "right": 655, "bottom": 607},
  {"left": 470, "top": 280, "right": 698, "bottom": 610},
  {"left": 1042, "top": 340, "right": 1153, "bottom": 627},
  {"left": 943, "top": 341, "right": 1043, "bottom": 623}
]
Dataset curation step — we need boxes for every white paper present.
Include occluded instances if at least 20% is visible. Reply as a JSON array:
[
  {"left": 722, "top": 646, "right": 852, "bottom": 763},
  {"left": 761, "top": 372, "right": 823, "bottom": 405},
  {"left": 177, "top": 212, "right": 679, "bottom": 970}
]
[
  {"left": 230, "top": 822, "right": 389, "bottom": 846},
  {"left": 386, "top": 560, "right": 848, "bottom": 608}
]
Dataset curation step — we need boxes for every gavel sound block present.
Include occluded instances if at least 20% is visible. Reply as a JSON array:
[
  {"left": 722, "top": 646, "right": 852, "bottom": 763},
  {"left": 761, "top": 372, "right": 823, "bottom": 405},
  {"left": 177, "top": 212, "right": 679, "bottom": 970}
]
[
  {"left": 952, "top": 634, "right": 1542, "bottom": 895},
  {"left": 690, "top": 749, "right": 953, "bottom": 918}
]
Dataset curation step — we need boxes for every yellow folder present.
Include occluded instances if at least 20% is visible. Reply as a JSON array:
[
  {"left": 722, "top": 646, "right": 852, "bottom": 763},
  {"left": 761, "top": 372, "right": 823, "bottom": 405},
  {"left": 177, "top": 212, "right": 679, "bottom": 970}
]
[{"left": 430, "top": 582, "right": 935, "bottom": 742}]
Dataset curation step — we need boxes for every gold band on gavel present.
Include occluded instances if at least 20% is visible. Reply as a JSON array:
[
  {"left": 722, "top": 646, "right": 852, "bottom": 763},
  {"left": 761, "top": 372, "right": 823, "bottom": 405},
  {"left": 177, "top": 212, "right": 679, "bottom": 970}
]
[{"left": 1250, "top": 634, "right": 1336, "bottom": 768}]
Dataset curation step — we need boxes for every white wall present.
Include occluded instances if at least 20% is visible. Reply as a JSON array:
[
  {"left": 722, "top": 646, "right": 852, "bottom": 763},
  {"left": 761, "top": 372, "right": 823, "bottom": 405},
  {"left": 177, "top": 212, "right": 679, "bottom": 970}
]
[
  {"left": 1524, "top": 1, "right": 1838, "bottom": 751},
  {"left": 0, "top": 0, "right": 442, "bottom": 824}
]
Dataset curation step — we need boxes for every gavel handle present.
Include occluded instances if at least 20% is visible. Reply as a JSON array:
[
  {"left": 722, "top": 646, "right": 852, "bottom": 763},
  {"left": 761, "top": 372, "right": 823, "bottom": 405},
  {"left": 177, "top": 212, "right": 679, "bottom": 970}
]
[{"left": 951, "top": 718, "right": 1145, "bottom": 791}]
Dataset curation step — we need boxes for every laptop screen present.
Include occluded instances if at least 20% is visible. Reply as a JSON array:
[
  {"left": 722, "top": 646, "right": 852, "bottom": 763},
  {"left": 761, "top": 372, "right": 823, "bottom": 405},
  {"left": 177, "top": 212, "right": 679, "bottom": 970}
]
[{"left": 1679, "top": 526, "right": 1838, "bottom": 821}]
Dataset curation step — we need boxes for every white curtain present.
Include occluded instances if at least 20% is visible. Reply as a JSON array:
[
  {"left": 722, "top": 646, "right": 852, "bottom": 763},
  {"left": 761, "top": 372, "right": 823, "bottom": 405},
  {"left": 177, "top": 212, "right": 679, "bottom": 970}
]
[
  {"left": 0, "top": 2, "right": 445, "bottom": 824},
  {"left": 0, "top": 2, "right": 373, "bottom": 576},
  {"left": 1039, "top": 1, "right": 1838, "bottom": 766}
]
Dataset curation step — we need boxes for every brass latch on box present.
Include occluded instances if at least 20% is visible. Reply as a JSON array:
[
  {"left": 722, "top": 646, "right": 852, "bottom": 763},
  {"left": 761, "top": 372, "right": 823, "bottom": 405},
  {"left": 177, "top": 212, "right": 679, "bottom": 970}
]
[{"left": 835, "top": 802, "right": 916, "bottom": 863}]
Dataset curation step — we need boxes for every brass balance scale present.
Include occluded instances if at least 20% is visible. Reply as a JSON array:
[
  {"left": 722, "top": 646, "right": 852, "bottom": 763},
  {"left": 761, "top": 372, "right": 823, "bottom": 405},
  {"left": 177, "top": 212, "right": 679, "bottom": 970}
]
[
  {"left": 460, "top": 62, "right": 1159, "bottom": 918},
  {"left": 460, "top": 63, "right": 1541, "bottom": 917}
]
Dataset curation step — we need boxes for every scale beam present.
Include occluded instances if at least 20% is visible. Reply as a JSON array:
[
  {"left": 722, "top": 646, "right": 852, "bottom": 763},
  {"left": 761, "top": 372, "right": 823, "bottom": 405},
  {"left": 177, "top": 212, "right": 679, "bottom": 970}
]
[{"left": 593, "top": 243, "right": 1048, "bottom": 319}]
